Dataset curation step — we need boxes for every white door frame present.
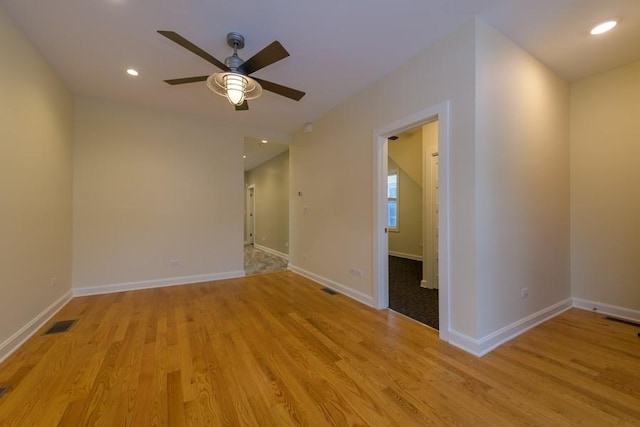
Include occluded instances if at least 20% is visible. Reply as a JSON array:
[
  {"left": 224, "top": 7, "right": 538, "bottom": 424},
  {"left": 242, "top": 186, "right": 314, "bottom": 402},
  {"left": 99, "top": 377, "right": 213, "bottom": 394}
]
[
  {"left": 246, "top": 185, "right": 256, "bottom": 245},
  {"left": 372, "top": 101, "right": 451, "bottom": 342},
  {"left": 424, "top": 149, "right": 439, "bottom": 290}
]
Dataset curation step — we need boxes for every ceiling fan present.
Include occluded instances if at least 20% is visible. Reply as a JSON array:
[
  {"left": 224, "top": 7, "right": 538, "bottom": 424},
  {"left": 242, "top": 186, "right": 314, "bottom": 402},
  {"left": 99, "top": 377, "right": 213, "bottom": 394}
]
[{"left": 158, "top": 31, "right": 305, "bottom": 110}]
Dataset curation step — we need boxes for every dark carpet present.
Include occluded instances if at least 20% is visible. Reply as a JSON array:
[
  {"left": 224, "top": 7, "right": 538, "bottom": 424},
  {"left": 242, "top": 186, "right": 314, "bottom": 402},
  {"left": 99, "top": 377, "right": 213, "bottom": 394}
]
[{"left": 389, "top": 256, "right": 439, "bottom": 330}]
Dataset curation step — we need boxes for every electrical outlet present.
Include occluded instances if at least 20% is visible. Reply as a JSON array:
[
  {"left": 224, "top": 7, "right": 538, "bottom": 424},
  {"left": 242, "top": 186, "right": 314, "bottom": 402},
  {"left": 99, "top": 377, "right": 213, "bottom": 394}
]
[
  {"left": 169, "top": 259, "right": 181, "bottom": 266},
  {"left": 520, "top": 288, "right": 529, "bottom": 299},
  {"left": 350, "top": 268, "right": 364, "bottom": 277},
  {"left": 50, "top": 277, "right": 57, "bottom": 287}
]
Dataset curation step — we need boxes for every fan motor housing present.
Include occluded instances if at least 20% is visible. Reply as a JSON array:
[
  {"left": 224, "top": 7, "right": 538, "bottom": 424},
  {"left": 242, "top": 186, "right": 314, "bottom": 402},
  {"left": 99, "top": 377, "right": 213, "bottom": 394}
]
[{"left": 225, "top": 55, "right": 244, "bottom": 70}]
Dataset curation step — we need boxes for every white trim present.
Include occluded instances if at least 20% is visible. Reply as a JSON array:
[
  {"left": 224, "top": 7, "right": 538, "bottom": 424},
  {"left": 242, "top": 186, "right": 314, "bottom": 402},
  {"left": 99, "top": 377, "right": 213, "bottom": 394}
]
[
  {"left": 448, "top": 298, "right": 573, "bottom": 357},
  {"left": 246, "top": 185, "right": 255, "bottom": 245},
  {"left": 288, "top": 264, "right": 375, "bottom": 307},
  {"left": 253, "top": 243, "right": 290, "bottom": 261},
  {"left": 420, "top": 279, "right": 436, "bottom": 289},
  {"left": 372, "top": 101, "right": 451, "bottom": 344},
  {"left": 0, "top": 290, "right": 73, "bottom": 363},
  {"left": 388, "top": 251, "right": 422, "bottom": 261},
  {"left": 72, "top": 271, "right": 245, "bottom": 297},
  {"left": 426, "top": 148, "right": 439, "bottom": 290},
  {"left": 572, "top": 298, "right": 640, "bottom": 323},
  {"left": 373, "top": 129, "right": 389, "bottom": 309},
  {"left": 387, "top": 168, "right": 399, "bottom": 232}
]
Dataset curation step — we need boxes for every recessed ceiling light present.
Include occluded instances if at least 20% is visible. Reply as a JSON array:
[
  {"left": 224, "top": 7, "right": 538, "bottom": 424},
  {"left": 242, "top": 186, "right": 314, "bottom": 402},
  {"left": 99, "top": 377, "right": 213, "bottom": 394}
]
[
  {"left": 261, "top": 140, "right": 268, "bottom": 144},
  {"left": 126, "top": 68, "right": 139, "bottom": 76},
  {"left": 243, "top": 155, "right": 247, "bottom": 159},
  {"left": 590, "top": 20, "right": 617, "bottom": 35}
]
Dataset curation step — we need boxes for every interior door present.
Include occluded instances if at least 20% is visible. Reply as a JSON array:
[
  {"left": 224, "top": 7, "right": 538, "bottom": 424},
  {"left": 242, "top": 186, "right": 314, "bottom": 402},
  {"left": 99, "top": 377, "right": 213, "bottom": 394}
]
[
  {"left": 431, "top": 153, "right": 439, "bottom": 289},
  {"left": 247, "top": 186, "right": 255, "bottom": 244}
]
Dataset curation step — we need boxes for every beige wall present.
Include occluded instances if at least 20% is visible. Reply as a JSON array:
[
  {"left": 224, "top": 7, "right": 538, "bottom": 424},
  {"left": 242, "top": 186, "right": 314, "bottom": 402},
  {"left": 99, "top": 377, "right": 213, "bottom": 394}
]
[
  {"left": 387, "top": 158, "right": 422, "bottom": 259},
  {"left": 475, "top": 22, "right": 571, "bottom": 337},
  {"left": 290, "top": 19, "right": 572, "bottom": 342},
  {"left": 72, "top": 97, "right": 253, "bottom": 289},
  {"left": 388, "top": 129, "right": 422, "bottom": 185},
  {"left": 388, "top": 130, "right": 423, "bottom": 259},
  {"left": 3, "top": 2, "right": 620, "bottom": 359},
  {"left": 291, "top": 20, "right": 479, "bottom": 336},
  {"left": 245, "top": 150, "right": 290, "bottom": 255},
  {"left": 570, "top": 60, "right": 640, "bottom": 311},
  {"left": 0, "top": 7, "right": 73, "bottom": 355}
]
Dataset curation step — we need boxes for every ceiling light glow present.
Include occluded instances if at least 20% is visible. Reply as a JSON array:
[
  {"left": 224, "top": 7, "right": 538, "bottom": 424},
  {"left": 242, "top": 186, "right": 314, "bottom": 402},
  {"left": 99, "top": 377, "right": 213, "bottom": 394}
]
[
  {"left": 207, "top": 72, "right": 261, "bottom": 106},
  {"left": 261, "top": 140, "right": 268, "bottom": 144},
  {"left": 126, "top": 68, "right": 139, "bottom": 76},
  {"left": 590, "top": 20, "right": 617, "bottom": 35}
]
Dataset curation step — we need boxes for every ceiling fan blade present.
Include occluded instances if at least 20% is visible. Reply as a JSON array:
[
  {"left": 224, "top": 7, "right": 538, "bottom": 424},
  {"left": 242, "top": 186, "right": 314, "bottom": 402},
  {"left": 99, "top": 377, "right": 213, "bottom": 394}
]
[
  {"left": 235, "top": 101, "right": 249, "bottom": 111},
  {"left": 158, "top": 30, "right": 230, "bottom": 71},
  {"left": 163, "top": 76, "right": 209, "bottom": 85},
  {"left": 237, "top": 41, "right": 289, "bottom": 75},
  {"left": 253, "top": 77, "right": 305, "bottom": 101}
]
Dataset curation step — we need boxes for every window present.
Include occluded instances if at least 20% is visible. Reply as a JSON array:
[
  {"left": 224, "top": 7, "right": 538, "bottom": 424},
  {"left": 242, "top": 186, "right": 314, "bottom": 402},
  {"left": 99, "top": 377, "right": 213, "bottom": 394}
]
[{"left": 387, "top": 170, "right": 398, "bottom": 231}]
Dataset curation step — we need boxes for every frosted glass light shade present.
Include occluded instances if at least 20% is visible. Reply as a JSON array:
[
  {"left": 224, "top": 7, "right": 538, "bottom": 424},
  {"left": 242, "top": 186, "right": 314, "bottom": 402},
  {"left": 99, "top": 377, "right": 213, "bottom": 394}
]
[
  {"left": 207, "top": 72, "right": 262, "bottom": 106},
  {"left": 224, "top": 74, "right": 246, "bottom": 105}
]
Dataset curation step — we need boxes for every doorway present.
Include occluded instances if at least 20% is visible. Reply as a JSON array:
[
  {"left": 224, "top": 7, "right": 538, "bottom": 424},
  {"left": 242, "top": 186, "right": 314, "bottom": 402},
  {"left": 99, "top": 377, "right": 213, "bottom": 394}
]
[
  {"left": 373, "top": 102, "right": 450, "bottom": 341},
  {"left": 386, "top": 123, "right": 439, "bottom": 329},
  {"left": 243, "top": 139, "right": 290, "bottom": 275}
]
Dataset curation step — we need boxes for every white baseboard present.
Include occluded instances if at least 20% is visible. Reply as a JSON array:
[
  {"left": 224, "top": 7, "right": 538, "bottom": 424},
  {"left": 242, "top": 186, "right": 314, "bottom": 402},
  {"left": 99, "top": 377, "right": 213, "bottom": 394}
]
[
  {"left": 572, "top": 298, "right": 640, "bottom": 323},
  {"left": 388, "top": 251, "right": 423, "bottom": 261},
  {"left": 448, "top": 298, "right": 573, "bottom": 357},
  {"left": 420, "top": 279, "right": 438, "bottom": 289},
  {"left": 72, "top": 271, "right": 246, "bottom": 297},
  {"left": 253, "top": 244, "right": 289, "bottom": 260},
  {"left": 0, "top": 290, "right": 73, "bottom": 364},
  {"left": 288, "top": 264, "right": 375, "bottom": 308}
]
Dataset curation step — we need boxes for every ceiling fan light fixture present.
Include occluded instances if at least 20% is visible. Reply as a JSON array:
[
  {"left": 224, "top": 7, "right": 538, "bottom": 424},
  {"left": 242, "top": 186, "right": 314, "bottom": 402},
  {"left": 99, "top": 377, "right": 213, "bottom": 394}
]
[
  {"left": 158, "top": 30, "right": 304, "bottom": 110},
  {"left": 207, "top": 72, "right": 262, "bottom": 106}
]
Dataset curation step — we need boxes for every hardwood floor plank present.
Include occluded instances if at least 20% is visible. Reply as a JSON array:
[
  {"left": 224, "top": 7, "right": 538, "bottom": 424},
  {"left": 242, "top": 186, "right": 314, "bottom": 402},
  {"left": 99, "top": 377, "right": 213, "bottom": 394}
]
[
  {"left": 167, "top": 370, "right": 186, "bottom": 427},
  {"left": 1, "top": 271, "right": 639, "bottom": 426},
  {"left": 57, "top": 398, "right": 87, "bottom": 427},
  {"left": 497, "top": 344, "right": 640, "bottom": 423}
]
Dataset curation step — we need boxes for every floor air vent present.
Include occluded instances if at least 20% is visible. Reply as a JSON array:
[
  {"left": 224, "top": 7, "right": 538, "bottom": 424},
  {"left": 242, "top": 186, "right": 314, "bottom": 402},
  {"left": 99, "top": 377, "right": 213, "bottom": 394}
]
[
  {"left": 44, "top": 320, "right": 77, "bottom": 335},
  {"left": 0, "top": 386, "right": 9, "bottom": 398},
  {"left": 321, "top": 288, "right": 338, "bottom": 295}
]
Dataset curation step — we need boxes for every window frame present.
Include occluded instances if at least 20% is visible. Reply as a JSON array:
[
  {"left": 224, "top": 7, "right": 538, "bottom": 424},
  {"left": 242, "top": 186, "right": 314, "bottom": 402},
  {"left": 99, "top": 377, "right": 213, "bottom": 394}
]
[{"left": 387, "top": 169, "right": 399, "bottom": 232}]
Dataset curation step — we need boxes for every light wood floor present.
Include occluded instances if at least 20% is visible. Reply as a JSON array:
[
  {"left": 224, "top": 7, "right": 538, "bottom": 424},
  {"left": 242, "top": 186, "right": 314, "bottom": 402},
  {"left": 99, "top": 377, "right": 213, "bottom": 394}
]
[{"left": 1, "top": 272, "right": 639, "bottom": 426}]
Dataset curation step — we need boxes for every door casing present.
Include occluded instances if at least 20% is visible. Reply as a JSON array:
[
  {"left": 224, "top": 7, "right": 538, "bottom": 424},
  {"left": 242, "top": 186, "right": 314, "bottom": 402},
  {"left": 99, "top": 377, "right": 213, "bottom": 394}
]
[{"left": 372, "top": 101, "right": 451, "bottom": 342}]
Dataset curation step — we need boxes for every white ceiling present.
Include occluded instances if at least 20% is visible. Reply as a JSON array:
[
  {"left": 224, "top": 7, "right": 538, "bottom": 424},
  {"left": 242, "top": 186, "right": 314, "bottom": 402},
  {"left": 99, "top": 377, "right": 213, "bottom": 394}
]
[
  {"left": 244, "top": 138, "right": 288, "bottom": 172},
  {"left": 3, "top": 0, "right": 640, "bottom": 134}
]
